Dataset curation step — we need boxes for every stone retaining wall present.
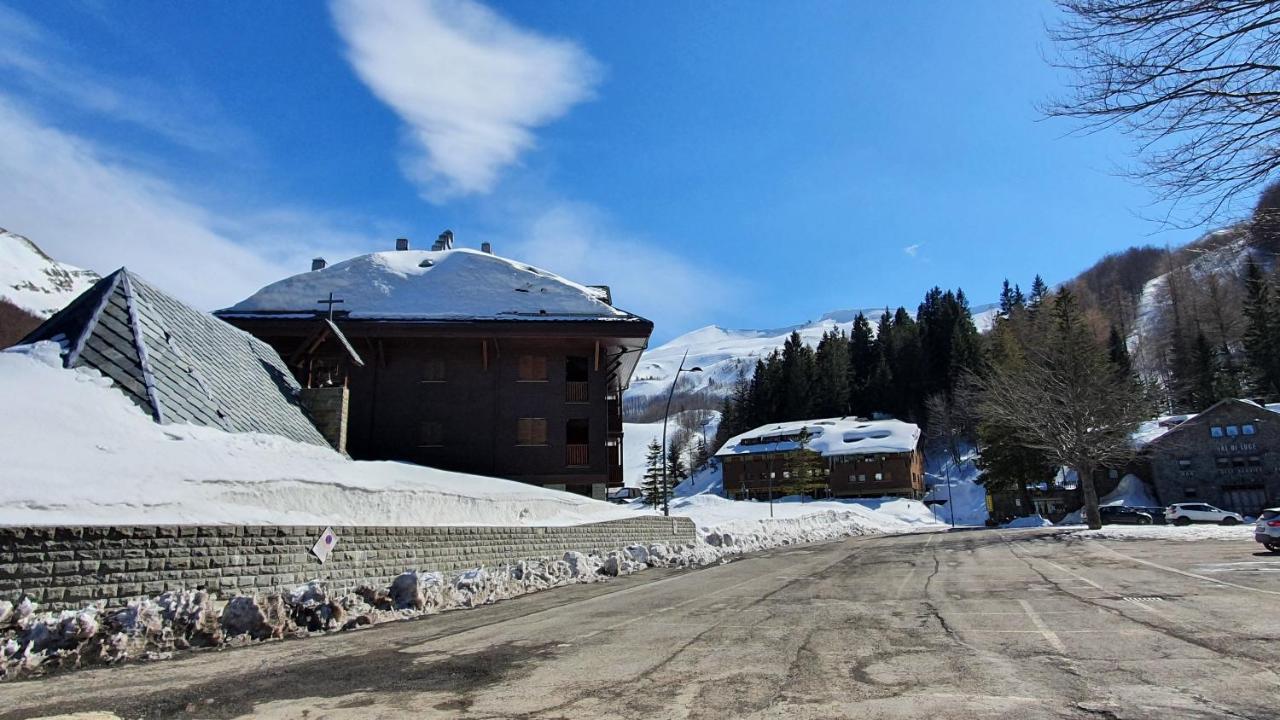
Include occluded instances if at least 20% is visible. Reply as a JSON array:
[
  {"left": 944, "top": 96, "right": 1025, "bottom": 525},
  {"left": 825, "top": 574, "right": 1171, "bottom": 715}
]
[{"left": 0, "top": 516, "right": 696, "bottom": 610}]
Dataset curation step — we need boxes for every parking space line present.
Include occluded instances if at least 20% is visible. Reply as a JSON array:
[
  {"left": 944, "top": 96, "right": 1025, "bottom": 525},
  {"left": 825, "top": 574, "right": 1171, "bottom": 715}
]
[
  {"left": 1017, "top": 599, "right": 1066, "bottom": 653},
  {"left": 1093, "top": 543, "right": 1280, "bottom": 597}
]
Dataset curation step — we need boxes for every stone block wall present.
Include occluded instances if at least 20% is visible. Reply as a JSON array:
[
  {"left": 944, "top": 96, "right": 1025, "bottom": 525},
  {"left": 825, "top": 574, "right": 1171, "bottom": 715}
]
[
  {"left": 299, "top": 386, "right": 349, "bottom": 453},
  {"left": 0, "top": 516, "right": 696, "bottom": 611}
]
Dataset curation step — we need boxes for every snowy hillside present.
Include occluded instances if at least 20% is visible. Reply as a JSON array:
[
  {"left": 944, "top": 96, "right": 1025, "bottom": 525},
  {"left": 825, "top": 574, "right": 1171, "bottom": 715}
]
[
  {"left": 0, "top": 229, "right": 98, "bottom": 318},
  {"left": 629, "top": 304, "right": 997, "bottom": 402},
  {"left": 0, "top": 341, "right": 635, "bottom": 527}
]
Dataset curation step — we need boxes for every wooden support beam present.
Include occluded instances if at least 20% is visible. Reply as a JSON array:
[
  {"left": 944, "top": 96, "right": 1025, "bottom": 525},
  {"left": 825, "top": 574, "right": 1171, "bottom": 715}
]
[
  {"left": 483, "top": 339, "right": 489, "bottom": 370},
  {"left": 594, "top": 340, "right": 601, "bottom": 371}
]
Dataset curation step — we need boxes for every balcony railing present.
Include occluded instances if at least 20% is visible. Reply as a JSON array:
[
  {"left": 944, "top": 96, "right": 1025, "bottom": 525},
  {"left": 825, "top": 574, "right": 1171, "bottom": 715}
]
[
  {"left": 566, "top": 444, "right": 589, "bottom": 467},
  {"left": 566, "top": 381, "right": 589, "bottom": 403}
]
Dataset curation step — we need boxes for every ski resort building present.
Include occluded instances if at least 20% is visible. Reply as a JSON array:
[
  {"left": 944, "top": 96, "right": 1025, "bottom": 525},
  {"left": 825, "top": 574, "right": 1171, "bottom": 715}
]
[
  {"left": 1142, "top": 398, "right": 1280, "bottom": 516},
  {"left": 716, "top": 417, "right": 924, "bottom": 500},
  {"left": 216, "top": 233, "right": 654, "bottom": 500}
]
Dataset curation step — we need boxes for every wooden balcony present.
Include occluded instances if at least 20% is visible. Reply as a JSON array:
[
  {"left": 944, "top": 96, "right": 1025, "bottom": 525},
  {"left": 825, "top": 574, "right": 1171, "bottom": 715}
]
[
  {"left": 566, "top": 381, "right": 589, "bottom": 403},
  {"left": 566, "top": 444, "right": 589, "bottom": 467}
]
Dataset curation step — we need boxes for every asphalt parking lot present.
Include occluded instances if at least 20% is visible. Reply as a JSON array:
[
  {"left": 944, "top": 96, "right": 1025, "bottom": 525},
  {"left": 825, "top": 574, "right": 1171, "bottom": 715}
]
[{"left": 2, "top": 527, "right": 1278, "bottom": 719}]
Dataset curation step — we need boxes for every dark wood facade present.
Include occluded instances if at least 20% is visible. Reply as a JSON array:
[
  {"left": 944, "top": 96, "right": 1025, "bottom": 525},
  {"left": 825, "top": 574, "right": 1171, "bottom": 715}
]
[
  {"left": 217, "top": 316, "right": 651, "bottom": 499},
  {"left": 721, "top": 448, "right": 925, "bottom": 500}
]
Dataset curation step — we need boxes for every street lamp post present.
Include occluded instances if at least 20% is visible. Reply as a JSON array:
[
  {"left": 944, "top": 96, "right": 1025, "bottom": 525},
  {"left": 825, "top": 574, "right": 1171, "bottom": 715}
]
[{"left": 661, "top": 350, "right": 702, "bottom": 517}]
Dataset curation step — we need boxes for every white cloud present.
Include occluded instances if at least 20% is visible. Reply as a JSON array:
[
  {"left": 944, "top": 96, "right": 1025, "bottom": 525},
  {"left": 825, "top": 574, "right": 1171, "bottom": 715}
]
[
  {"left": 0, "top": 97, "right": 373, "bottom": 310},
  {"left": 330, "top": 0, "right": 601, "bottom": 201},
  {"left": 499, "top": 203, "right": 738, "bottom": 340},
  {"left": 903, "top": 243, "right": 921, "bottom": 257}
]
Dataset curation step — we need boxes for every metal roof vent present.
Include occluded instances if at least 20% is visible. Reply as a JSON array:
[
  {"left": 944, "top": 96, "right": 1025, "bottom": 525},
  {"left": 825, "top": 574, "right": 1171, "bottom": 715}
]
[
  {"left": 395, "top": 238, "right": 409, "bottom": 251},
  {"left": 311, "top": 257, "right": 326, "bottom": 271}
]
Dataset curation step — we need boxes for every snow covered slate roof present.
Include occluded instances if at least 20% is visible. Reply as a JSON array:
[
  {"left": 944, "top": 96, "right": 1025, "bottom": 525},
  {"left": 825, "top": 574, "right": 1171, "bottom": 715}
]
[
  {"left": 218, "top": 248, "right": 643, "bottom": 323},
  {"left": 20, "top": 269, "right": 328, "bottom": 446},
  {"left": 715, "top": 417, "right": 921, "bottom": 458}
]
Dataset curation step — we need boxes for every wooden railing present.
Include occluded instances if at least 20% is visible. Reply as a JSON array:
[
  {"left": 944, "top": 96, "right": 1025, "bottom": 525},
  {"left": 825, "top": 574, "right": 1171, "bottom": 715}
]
[
  {"left": 566, "top": 444, "right": 589, "bottom": 467},
  {"left": 565, "top": 381, "right": 589, "bottom": 403}
]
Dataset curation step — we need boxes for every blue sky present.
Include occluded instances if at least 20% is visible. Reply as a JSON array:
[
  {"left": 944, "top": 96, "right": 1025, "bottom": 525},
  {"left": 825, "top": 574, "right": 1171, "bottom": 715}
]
[{"left": 0, "top": 0, "right": 1204, "bottom": 343}]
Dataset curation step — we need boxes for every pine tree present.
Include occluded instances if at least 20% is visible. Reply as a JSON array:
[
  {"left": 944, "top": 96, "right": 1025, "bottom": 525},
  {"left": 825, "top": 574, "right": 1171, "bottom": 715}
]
[
  {"left": 1242, "top": 257, "right": 1280, "bottom": 398},
  {"left": 1107, "top": 325, "right": 1132, "bottom": 377},
  {"left": 783, "top": 427, "right": 828, "bottom": 500},
  {"left": 640, "top": 439, "right": 665, "bottom": 507},
  {"left": 692, "top": 436, "right": 710, "bottom": 472},
  {"left": 1189, "top": 330, "right": 1220, "bottom": 409},
  {"left": 848, "top": 313, "right": 876, "bottom": 413},
  {"left": 666, "top": 442, "right": 690, "bottom": 492},
  {"left": 1029, "top": 275, "right": 1049, "bottom": 309},
  {"left": 780, "top": 331, "right": 816, "bottom": 420},
  {"left": 813, "top": 329, "right": 850, "bottom": 417}
]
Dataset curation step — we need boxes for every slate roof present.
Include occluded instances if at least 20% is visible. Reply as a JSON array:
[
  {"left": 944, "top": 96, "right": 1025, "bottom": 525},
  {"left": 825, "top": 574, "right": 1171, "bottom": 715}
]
[{"left": 21, "top": 268, "right": 328, "bottom": 446}]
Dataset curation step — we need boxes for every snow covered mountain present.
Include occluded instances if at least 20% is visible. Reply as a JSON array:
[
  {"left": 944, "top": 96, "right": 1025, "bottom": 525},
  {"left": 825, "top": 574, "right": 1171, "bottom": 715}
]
[
  {"left": 628, "top": 303, "right": 997, "bottom": 403},
  {"left": 0, "top": 228, "right": 98, "bottom": 319}
]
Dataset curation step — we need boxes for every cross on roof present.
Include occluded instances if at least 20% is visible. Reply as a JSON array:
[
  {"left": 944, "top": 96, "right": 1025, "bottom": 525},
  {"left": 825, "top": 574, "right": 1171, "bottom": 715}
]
[{"left": 317, "top": 292, "right": 344, "bottom": 321}]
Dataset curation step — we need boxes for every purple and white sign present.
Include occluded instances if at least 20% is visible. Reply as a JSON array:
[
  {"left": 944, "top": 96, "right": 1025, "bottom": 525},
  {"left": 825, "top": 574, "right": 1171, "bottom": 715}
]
[{"left": 311, "top": 526, "right": 338, "bottom": 563}]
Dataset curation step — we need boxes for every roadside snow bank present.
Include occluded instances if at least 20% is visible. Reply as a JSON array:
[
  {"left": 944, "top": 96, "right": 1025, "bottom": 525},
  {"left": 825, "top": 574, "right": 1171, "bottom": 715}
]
[
  {"left": 0, "top": 342, "right": 633, "bottom": 527},
  {"left": 1068, "top": 525, "right": 1256, "bottom": 542}
]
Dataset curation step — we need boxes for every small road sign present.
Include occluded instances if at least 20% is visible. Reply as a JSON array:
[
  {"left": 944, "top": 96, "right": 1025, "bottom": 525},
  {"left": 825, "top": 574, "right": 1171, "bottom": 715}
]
[{"left": 311, "top": 526, "right": 338, "bottom": 563}]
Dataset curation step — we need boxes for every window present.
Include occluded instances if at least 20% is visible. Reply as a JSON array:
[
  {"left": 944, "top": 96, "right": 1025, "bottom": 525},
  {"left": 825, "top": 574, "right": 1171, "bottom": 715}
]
[
  {"left": 1177, "top": 458, "right": 1192, "bottom": 470},
  {"left": 1216, "top": 457, "right": 1231, "bottom": 470},
  {"left": 1226, "top": 425, "right": 1240, "bottom": 437},
  {"left": 420, "top": 358, "right": 446, "bottom": 382},
  {"left": 1210, "top": 426, "right": 1224, "bottom": 438},
  {"left": 857, "top": 474, "right": 866, "bottom": 482},
  {"left": 1248, "top": 456, "right": 1262, "bottom": 467},
  {"left": 1183, "top": 488, "right": 1198, "bottom": 498},
  {"left": 565, "top": 356, "right": 589, "bottom": 402},
  {"left": 516, "top": 418, "right": 548, "bottom": 446},
  {"left": 1243, "top": 424, "right": 1257, "bottom": 435},
  {"left": 566, "top": 419, "right": 590, "bottom": 466},
  {"left": 1231, "top": 456, "right": 1246, "bottom": 468},
  {"left": 874, "top": 472, "right": 884, "bottom": 481},
  {"left": 418, "top": 421, "right": 444, "bottom": 447},
  {"left": 518, "top": 355, "right": 548, "bottom": 382}
]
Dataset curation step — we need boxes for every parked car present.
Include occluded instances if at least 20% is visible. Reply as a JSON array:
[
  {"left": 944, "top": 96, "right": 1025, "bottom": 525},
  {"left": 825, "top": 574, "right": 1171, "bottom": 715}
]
[
  {"left": 1135, "top": 507, "right": 1169, "bottom": 525},
  {"left": 1098, "top": 505, "right": 1156, "bottom": 525},
  {"left": 1256, "top": 508, "right": 1280, "bottom": 552},
  {"left": 1165, "top": 503, "right": 1245, "bottom": 526},
  {"left": 606, "top": 487, "right": 643, "bottom": 504}
]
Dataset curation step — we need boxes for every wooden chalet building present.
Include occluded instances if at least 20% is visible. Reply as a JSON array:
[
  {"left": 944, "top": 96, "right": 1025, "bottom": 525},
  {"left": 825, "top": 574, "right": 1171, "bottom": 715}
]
[
  {"left": 716, "top": 417, "right": 924, "bottom": 500},
  {"left": 216, "top": 233, "right": 653, "bottom": 500}
]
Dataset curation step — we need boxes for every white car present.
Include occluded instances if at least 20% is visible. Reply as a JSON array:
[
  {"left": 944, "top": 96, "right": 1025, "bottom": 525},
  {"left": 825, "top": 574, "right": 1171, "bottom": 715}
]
[
  {"left": 1256, "top": 508, "right": 1280, "bottom": 552},
  {"left": 1164, "top": 503, "right": 1244, "bottom": 526}
]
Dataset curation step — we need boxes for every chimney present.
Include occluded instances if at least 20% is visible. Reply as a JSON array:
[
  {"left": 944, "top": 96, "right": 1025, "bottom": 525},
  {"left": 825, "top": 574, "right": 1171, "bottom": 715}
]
[
  {"left": 395, "top": 238, "right": 410, "bottom": 251},
  {"left": 481, "top": 242, "right": 492, "bottom": 254},
  {"left": 311, "top": 257, "right": 326, "bottom": 271},
  {"left": 437, "top": 229, "right": 454, "bottom": 251}
]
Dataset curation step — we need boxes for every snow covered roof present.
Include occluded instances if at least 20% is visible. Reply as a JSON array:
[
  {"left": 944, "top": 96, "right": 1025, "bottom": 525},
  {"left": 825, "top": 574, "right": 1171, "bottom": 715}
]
[
  {"left": 218, "top": 248, "right": 645, "bottom": 323},
  {"left": 20, "top": 268, "right": 328, "bottom": 446},
  {"left": 715, "top": 417, "right": 921, "bottom": 458},
  {"left": 1137, "top": 398, "right": 1280, "bottom": 449},
  {"left": 0, "top": 229, "right": 98, "bottom": 318}
]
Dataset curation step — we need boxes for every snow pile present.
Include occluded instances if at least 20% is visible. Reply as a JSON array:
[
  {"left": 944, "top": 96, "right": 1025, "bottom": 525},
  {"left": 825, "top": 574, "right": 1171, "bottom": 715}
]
[
  {"left": 0, "top": 537, "right": 738, "bottom": 680},
  {"left": 0, "top": 341, "right": 636, "bottom": 527},
  {"left": 223, "top": 248, "right": 633, "bottom": 321},
  {"left": 1068, "top": 524, "right": 1256, "bottom": 542},
  {"left": 716, "top": 417, "right": 919, "bottom": 458},
  {"left": 1058, "top": 474, "right": 1161, "bottom": 525},
  {"left": 1003, "top": 515, "right": 1053, "bottom": 528},
  {"left": 0, "top": 229, "right": 98, "bottom": 318}
]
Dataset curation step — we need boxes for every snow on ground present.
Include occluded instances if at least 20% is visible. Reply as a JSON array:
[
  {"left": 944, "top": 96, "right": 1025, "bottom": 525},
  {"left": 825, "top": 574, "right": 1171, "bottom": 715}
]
[
  {"left": 1058, "top": 474, "right": 1161, "bottom": 525},
  {"left": 1068, "top": 524, "right": 1257, "bottom": 542},
  {"left": 921, "top": 447, "right": 989, "bottom": 526},
  {"left": 0, "top": 342, "right": 636, "bottom": 527},
  {"left": 223, "top": 248, "right": 634, "bottom": 321},
  {"left": 1003, "top": 515, "right": 1053, "bottom": 528},
  {"left": 0, "top": 229, "right": 98, "bottom": 318}
]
